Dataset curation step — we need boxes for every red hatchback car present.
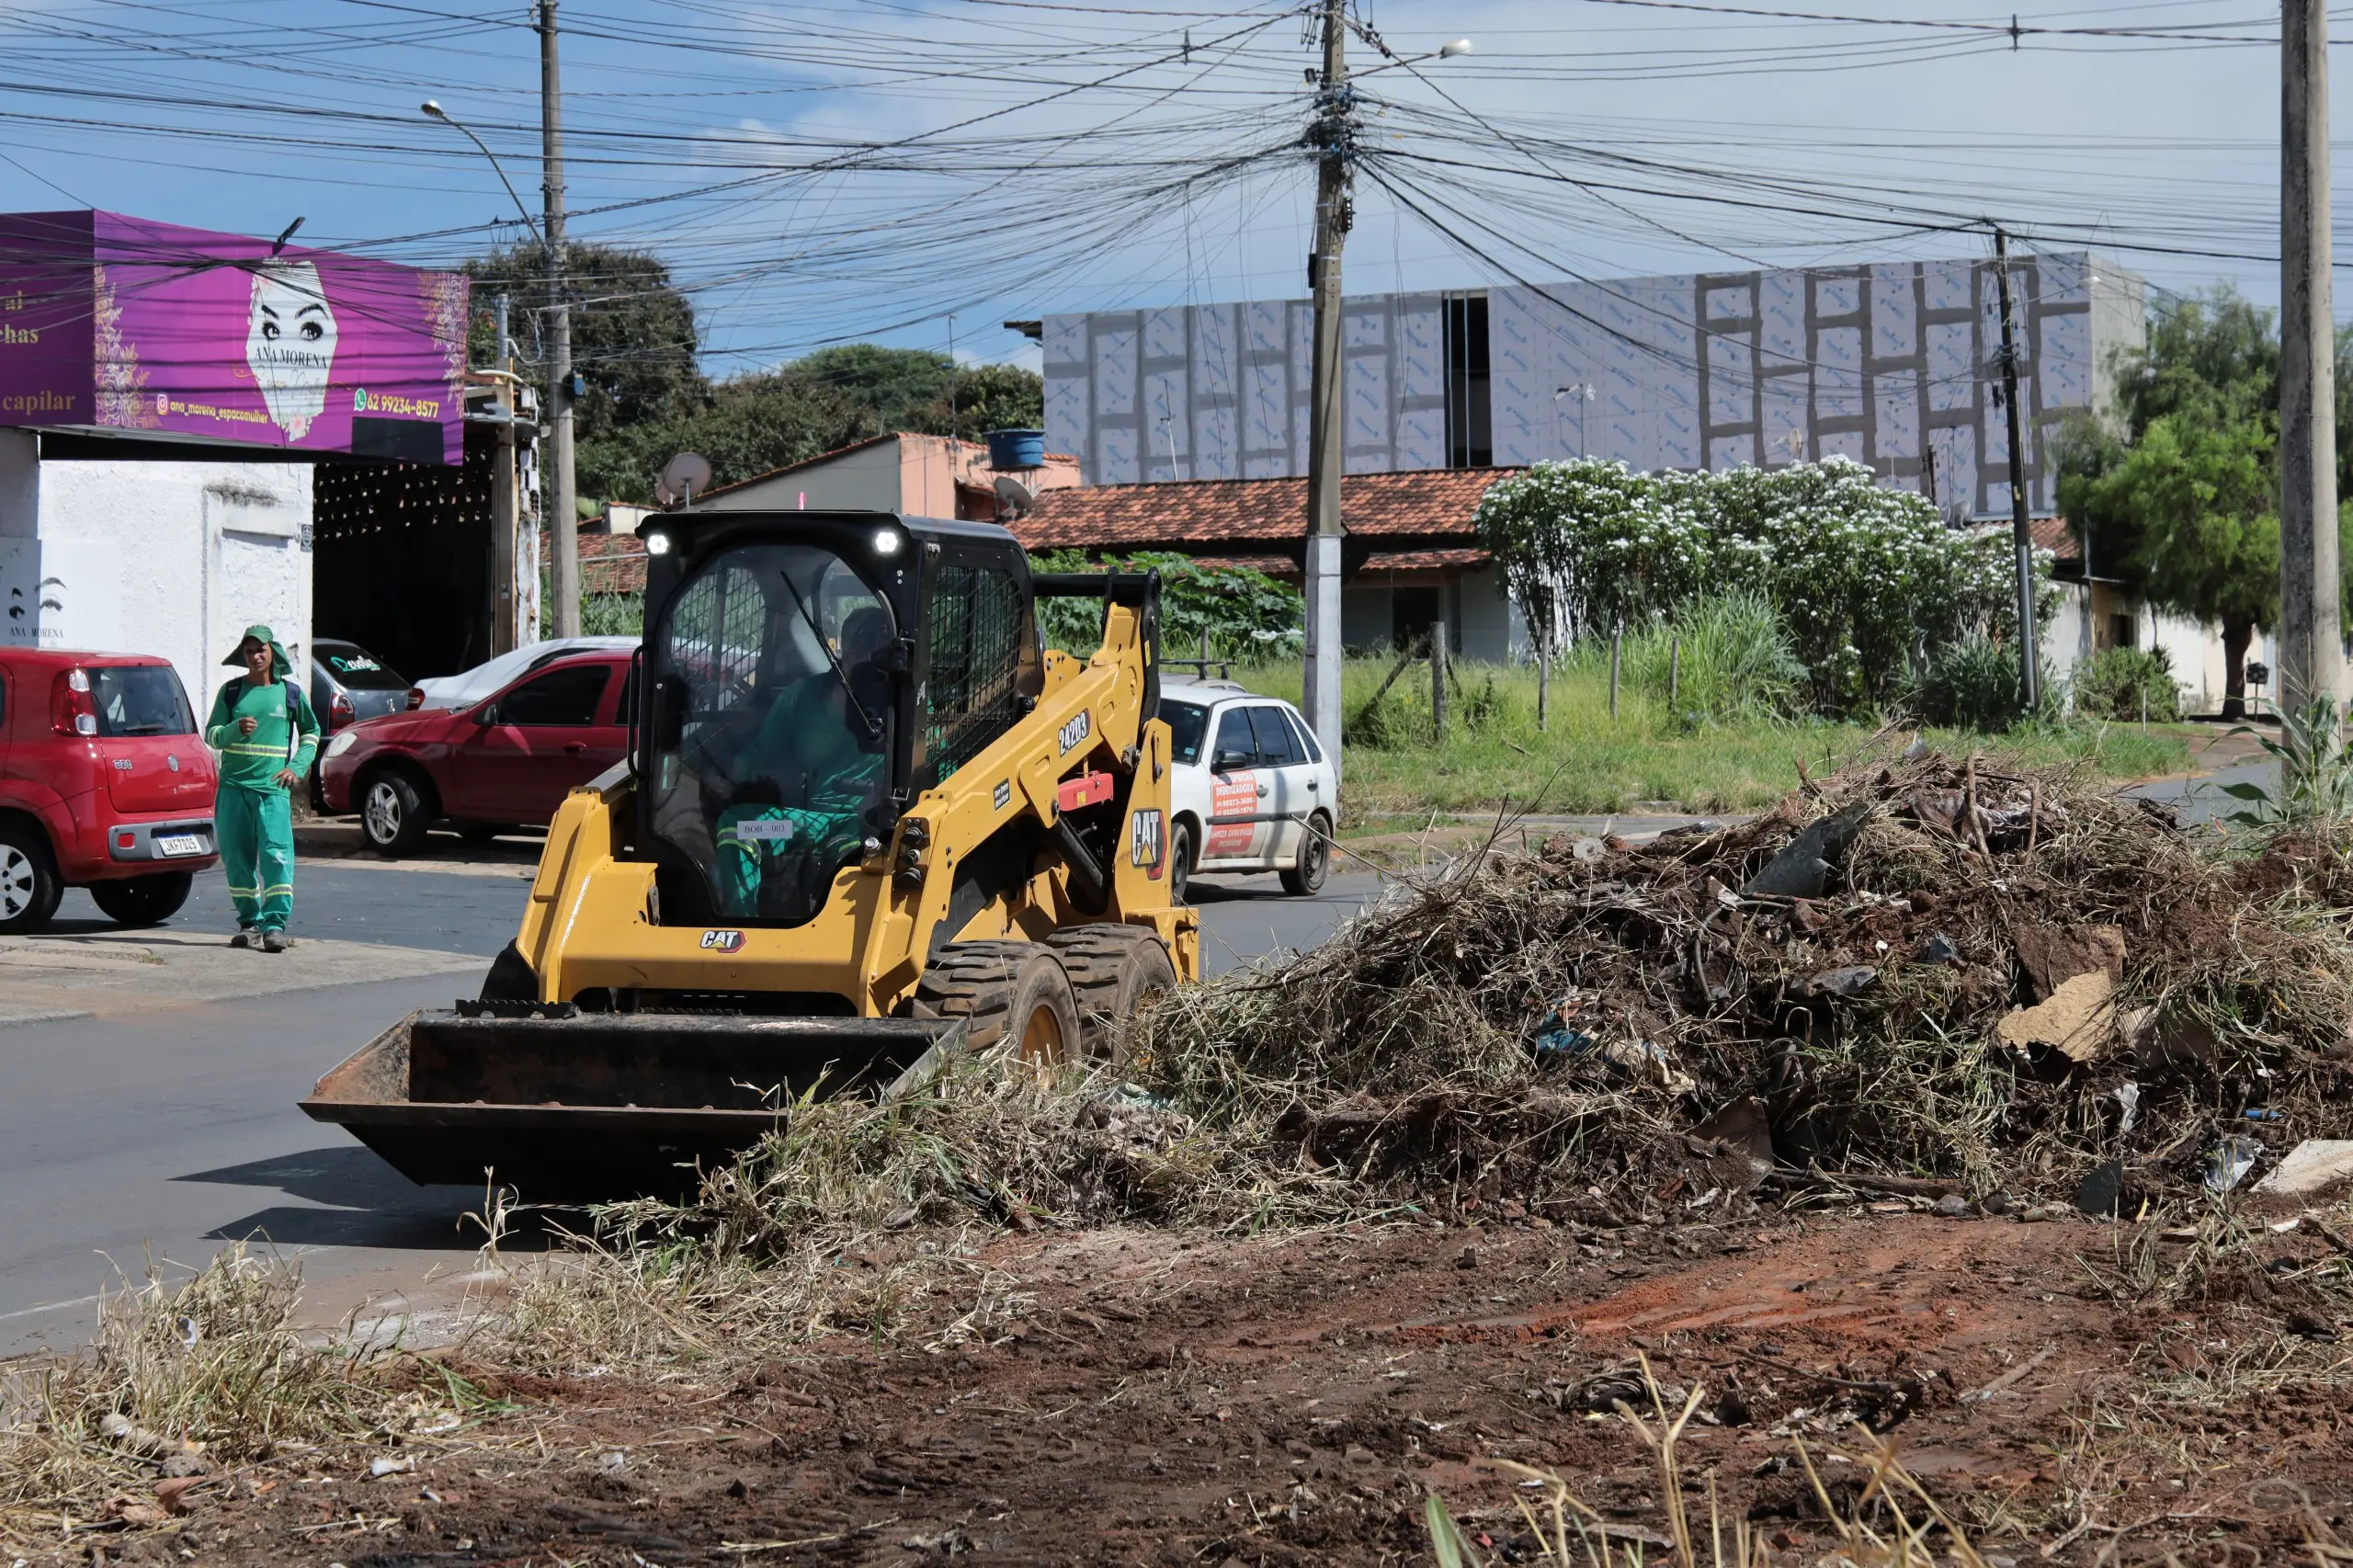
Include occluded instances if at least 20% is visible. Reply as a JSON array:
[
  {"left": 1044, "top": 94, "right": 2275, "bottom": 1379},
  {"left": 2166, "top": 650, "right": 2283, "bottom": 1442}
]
[
  {"left": 0, "top": 649, "right": 221, "bottom": 932},
  {"left": 318, "top": 651, "right": 632, "bottom": 856}
]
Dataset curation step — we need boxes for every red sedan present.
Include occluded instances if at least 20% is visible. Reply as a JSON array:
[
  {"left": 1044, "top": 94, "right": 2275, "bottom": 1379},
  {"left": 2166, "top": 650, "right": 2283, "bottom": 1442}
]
[{"left": 317, "top": 651, "right": 632, "bottom": 856}]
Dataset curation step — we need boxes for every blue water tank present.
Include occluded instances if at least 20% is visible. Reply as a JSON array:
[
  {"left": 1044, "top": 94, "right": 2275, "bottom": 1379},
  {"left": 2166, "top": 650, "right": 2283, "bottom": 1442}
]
[{"left": 986, "top": 427, "right": 1045, "bottom": 471}]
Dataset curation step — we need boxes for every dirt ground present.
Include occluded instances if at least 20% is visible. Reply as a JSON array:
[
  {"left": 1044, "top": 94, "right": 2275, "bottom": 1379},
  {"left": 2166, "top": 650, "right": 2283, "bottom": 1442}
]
[{"left": 49, "top": 1199, "right": 2353, "bottom": 1568}]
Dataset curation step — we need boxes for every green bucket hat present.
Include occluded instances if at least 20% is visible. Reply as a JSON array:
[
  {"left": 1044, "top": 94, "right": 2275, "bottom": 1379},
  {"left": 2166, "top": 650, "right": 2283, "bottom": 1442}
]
[{"left": 224, "top": 624, "right": 291, "bottom": 680}]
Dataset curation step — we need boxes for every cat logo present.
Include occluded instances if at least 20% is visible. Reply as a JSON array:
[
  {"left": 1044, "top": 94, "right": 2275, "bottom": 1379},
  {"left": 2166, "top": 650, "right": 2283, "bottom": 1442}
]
[
  {"left": 1128, "top": 808, "right": 1166, "bottom": 877},
  {"left": 1058, "top": 710, "right": 1092, "bottom": 755},
  {"left": 699, "top": 929, "right": 746, "bottom": 954}
]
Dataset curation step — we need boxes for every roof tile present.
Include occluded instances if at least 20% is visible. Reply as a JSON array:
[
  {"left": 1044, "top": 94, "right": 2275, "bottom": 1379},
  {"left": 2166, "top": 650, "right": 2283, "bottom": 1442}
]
[{"left": 1014, "top": 468, "right": 1517, "bottom": 551}]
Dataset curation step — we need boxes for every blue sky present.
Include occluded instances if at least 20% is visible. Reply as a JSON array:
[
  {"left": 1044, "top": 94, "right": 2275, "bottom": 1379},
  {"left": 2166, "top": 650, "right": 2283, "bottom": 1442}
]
[{"left": 0, "top": 0, "right": 2309, "bottom": 376}]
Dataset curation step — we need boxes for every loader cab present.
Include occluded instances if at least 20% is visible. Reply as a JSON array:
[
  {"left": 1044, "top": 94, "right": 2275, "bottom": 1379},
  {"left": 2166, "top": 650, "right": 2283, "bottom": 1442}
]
[{"left": 634, "top": 510, "right": 1041, "bottom": 929}]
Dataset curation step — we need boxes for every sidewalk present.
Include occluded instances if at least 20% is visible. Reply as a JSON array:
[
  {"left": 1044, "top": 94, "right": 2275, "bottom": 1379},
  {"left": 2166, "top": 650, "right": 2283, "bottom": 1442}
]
[{"left": 0, "top": 926, "right": 484, "bottom": 1025}]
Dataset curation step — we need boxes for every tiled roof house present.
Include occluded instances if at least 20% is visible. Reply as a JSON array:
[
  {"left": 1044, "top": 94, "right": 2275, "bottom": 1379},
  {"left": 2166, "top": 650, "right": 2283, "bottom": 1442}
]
[{"left": 1011, "top": 468, "right": 1524, "bottom": 658}]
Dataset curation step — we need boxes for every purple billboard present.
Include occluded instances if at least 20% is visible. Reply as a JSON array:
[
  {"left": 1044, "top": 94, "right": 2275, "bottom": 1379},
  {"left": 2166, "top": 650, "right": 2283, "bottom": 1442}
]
[{"left": 0, "top": 210, "right": 466, "bottom": 465}]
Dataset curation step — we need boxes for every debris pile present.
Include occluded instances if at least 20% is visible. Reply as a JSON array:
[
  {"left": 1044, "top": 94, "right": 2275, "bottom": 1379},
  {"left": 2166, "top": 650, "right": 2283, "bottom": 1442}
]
[{"left": 1140, "top": 750, "right": 2353, "bottom": 1217}]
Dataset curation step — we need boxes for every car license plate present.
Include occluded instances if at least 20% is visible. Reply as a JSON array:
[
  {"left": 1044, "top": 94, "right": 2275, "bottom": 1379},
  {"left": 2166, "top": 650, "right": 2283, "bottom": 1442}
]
[{"left": 155, "top": 834, "right": 205, "bottom": 858}]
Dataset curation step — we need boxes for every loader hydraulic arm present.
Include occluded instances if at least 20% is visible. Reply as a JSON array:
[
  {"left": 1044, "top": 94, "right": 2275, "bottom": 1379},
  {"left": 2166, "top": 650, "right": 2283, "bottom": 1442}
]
[{"left": 865, "top": 577, "right": 1190, "bottom": 1005}]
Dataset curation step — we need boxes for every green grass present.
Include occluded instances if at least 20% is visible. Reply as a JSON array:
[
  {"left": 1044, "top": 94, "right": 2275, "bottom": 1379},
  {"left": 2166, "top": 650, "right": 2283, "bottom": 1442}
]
[{"left": 1222, "top": 655, "right": 2193, "bottom": 818}]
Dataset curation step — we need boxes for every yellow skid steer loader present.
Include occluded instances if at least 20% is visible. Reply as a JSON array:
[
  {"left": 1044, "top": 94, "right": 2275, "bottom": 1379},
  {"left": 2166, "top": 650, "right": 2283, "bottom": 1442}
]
[{"left": 302, "top": 510, "right": 1197, "bottom": 1197}]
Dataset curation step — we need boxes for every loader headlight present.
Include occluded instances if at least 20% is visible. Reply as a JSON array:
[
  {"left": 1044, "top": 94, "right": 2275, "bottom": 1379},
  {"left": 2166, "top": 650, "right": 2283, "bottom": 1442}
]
[
  {"left": 873, "top": 526, "right": 902, "bottom": 558},
  {"left": 642, "top": 528, "right": 674, "bottom": 557},
  {"left": 324, "top": 730, "right": 358, "bottom": 759}
]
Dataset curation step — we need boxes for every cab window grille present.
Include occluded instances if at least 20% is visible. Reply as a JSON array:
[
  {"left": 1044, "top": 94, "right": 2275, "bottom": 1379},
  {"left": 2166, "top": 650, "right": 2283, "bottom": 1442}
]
[
  {"left": 921, "top": 562, "right": 1027, "bottom": 789},
  {"left": 666, "top": 564, "right": 767, "bottom": 719}
]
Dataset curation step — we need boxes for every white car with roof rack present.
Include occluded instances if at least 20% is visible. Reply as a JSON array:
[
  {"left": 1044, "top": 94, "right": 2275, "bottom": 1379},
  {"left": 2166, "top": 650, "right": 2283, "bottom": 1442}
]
[{"left": 1154, "top": 678, "right": 1336, "bottom": 902}]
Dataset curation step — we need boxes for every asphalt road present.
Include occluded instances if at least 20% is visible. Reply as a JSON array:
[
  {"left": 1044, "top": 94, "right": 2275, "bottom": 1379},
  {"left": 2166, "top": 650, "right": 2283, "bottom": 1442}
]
[{"left": 0, "top": 854, "right": 1382, "bottom": 1358}]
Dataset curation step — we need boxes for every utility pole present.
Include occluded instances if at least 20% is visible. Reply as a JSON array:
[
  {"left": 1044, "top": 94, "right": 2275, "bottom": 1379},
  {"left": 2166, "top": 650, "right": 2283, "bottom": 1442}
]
[
  {"left": 491, "top": 293, "right": 517, "bottom": 656},
  {"left": 1992, "top": 227, "right": 2040, "bottom": 714},
  {"left": 2282, "top": 0, "right": 2343, "bottom": 718},
  {"left": 538, "top": 0, "right": 578, "bottom": 639},
  {"left": 1301, "top": 0, "right": 1350, "bottom": 776}
]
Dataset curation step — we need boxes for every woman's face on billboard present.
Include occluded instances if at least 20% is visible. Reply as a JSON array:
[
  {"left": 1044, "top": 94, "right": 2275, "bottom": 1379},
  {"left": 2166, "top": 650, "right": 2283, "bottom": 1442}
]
[{"left": 245, "top": 260, "right": 337, "bottom": 439}]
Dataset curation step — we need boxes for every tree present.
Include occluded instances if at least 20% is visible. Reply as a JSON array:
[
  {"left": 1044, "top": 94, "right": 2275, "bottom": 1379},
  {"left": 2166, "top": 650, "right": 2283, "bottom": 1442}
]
[
  {"left": 578, "top": 370, "right": 859, "bottom": 503},
  {"left": 907, "top": 361, "right": 1045, "bottom": 441},
  {"left": 461, "top": 242, "right": 703, "bottom": 446},
  {"left": 2072, "top": 395, "right": 2279, "bottom": 716},
  {"left": 2115, "top": 289, "right": 2278, "bottom": 433},
  {"left": 782, "top": 346, "right": 1043, "bottom": 441},
  {"left": 790, "top": 346, "right": 955, "bottom": 438},
  {"left": 2056, "top": 287, "right": 2353, "bottom": 717}
]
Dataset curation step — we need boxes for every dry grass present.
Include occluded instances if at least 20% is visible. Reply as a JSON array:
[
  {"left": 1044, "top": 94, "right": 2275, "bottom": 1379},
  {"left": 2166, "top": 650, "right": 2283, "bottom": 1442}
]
[
  {"left": 18, "top": 744, "right": 2353, "bottom": 1547},
  {"left": 484, "top": 744, "right": 2353, "bottom": 1372},
  {"left": 474, "top": 1046, "right": 1340, "bottom": 1376},
  {"left": 0, "top": 1246, "right": 387, "bottom": 1548},
  {"left": 1427, "top": 1360, "right": 1994, "bottom": 1567}
]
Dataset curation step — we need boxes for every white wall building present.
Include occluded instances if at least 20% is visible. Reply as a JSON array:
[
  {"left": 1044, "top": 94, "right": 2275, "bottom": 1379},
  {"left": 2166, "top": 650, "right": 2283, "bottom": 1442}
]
[
  {"left": 1042, "top": 251, "right": 2146, "bottom": 523},
  {"left": 0, "top": 429, "right": 313, "bottom": 715}
]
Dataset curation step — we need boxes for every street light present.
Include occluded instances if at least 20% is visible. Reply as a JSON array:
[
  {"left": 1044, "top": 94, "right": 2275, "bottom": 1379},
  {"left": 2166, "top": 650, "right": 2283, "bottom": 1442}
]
[
  {"left": 1555, "top": 383, "right": 1597, "bottom": 459},
  {"left": 1354, "top": 35, "right": 1476, "bottom": 77},
  {"left": 421, "top": 100, "right": 541, "bottom": 243}
]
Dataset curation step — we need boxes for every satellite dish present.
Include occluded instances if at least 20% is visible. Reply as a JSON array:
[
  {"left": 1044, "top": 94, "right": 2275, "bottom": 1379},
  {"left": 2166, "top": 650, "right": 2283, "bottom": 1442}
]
[
  {"left": 994, "top": 475, "right": 1037, "bottom": 517},
  {"left": 655, "top": 451, "right": 713, "bottom": 509}
]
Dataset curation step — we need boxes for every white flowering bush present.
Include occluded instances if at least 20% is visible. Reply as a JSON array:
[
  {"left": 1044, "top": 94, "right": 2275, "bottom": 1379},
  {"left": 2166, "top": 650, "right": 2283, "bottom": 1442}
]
[{"left": 1475, "top": 456, "right": 2047, "bottom": 716}]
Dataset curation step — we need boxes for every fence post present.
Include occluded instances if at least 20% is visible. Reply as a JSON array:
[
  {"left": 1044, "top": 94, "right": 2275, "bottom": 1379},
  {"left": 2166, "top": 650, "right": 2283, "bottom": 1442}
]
[
  {"left": 1668, "top": 634, "right": 1681, "bottom": 710},
  {"left": 1431, "top": 619, "right": 1449, "bottom": 739},
  {"left": 1537, "top": 631, "right": 1551, "bottom": 733},
  {"left": 1608, "top": 624, "right": 1622, "bottom": 722}
]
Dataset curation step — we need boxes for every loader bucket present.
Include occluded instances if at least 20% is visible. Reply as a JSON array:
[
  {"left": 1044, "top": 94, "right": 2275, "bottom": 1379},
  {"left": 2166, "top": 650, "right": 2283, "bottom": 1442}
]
[{"left": 300, "top": 1006, "right": 955, "bottom": 1199}]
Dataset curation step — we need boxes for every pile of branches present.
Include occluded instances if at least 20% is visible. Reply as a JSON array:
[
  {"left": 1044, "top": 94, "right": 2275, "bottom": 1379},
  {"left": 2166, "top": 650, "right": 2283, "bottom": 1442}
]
[
  {"left": 631, "top": 746, "right": 2353, "bottom": 1275},
  {"left": 1136, "top": 748, "right": 2353, "bottom": 1216}
]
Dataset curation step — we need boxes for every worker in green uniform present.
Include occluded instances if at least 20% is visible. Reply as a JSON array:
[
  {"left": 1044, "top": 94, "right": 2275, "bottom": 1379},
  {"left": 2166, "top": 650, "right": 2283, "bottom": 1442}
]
[
  {"left": 711, "top": 606, "right": 889, "bottom": 920},
  {"left": 204, "top": 625, "right": 320, "bottom": 951}
]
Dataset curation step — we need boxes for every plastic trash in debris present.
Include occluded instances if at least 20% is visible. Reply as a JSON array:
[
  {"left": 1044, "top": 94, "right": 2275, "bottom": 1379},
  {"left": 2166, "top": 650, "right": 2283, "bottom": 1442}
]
[
  {"left": 1531, "top": 994, "right": 1596, "bottom": 1061},
  {"left": 1802, "top": 965, "right": 1878, "bottom": 998},
  {"left": 2075, "top": 1159, "right": 2124, "bottom": 1219},
  {"left": 2244, "top": 1108, "right": 2284, "bottom": 1122},
  {"left": 369, "top": 1456, "right": 415, "bottom": 1479},
  {"left": 2115, "top": 1082, "right": 2140, "bottom": 1134},
  {"left": 1919, "top": 933, "right": 1961, "bottom": 966},
  {"left": 1531, "top": 998, "right": 1694, "bottom": 1090},
  {"left": 1743, "top": 803, "right": 1869, "bottom": 899},
  {"left": 1601, "top": 1038, "right": 1698, "bottom": 1093},
  {"left": 2205, "top": 1137, "right": 2265, "bottom": 1193}
]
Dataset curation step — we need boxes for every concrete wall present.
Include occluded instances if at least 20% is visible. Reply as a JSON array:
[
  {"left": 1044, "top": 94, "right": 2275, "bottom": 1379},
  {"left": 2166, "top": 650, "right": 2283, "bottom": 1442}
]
[
  {"left": 1492, "top": 252, "right": 2143, "bottom": 518},
  {"left": 695, "top": 436, "right": 1084, "bottom": 520},
  {"left": 700, "top": 440, "right": 904, "bottom": 513},
  {"left": 1044, "top": 294, "right": 1448, "bottom": 485},
  {"left": 1044, "top": 252, "right": 2146, "bottom": 517},
  {"left": 2047, "top": 574, "right": 2273, "bottom": 716},
  {"left": 1334, "top": 567, "right": 1518, "bottom": 661},
  {"left": 0, "top": 429, "right": 313, "bottom": 715}
]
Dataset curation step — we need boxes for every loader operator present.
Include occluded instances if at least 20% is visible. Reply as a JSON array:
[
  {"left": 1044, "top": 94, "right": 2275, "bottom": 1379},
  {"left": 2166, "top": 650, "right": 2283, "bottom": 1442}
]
[{"left": 710, "top": 603, "right": 891, "bottom": 919}]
